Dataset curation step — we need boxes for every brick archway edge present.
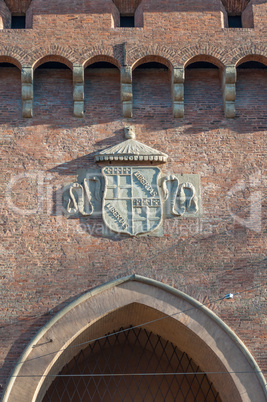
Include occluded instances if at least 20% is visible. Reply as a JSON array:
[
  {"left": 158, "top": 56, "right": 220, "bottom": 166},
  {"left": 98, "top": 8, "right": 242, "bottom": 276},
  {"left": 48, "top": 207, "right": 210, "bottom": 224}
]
[{"left": 3, "top": 275, "right": 267, "bottom": 402}]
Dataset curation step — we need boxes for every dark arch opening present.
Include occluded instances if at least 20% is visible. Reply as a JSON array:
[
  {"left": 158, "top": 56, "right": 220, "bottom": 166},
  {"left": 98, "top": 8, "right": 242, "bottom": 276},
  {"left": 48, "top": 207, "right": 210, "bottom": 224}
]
[
  {"left": 0, "top": 62, "right": 19, "bottom": 68},
  {"left": 86, "top": 61, "right": 118, "bottom": 69},
  {"left": 237, "top": 61, "right": 267, "bottom": 69},
  {"left": 43, "top": 326, "right": 221, "bottom": 402},
  {"left": 136, "top": 61, "right": 168, "bottom": 70},
  {"left": 186, "top": 62, "right": 218, "bottom": 69},
  {"left": 36, "top": 62, "right": 70, "bottom": 70}
]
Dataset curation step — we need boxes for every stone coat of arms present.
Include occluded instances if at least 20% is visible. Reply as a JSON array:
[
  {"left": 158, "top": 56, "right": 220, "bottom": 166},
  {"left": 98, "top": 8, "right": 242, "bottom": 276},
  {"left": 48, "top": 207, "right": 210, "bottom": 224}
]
[{"left": 64, "top": 127, "right": 200, "bottom": 237}]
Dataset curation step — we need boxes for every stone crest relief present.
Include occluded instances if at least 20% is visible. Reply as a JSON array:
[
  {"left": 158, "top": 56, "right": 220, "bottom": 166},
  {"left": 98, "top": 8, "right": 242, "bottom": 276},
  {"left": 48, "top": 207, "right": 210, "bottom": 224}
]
[
  {"left": 102, "top": 166, "right": 162, "bottom": 236},
  {"left": 64, "top": 127, "right": 200, "bottom": 237}
]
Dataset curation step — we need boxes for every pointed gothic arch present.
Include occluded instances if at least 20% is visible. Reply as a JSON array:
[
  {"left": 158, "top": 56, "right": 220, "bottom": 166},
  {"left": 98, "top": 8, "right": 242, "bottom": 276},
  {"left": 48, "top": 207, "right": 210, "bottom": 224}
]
[{"left": 3, "top": 275, "right": 267, "bottom": 401}]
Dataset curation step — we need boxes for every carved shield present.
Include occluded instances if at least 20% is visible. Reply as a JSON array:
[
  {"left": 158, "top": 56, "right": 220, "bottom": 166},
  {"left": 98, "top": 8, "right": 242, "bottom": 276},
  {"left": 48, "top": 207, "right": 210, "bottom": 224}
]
[{"left": 102, "top": 166, "right": 162, "bottom": 236}]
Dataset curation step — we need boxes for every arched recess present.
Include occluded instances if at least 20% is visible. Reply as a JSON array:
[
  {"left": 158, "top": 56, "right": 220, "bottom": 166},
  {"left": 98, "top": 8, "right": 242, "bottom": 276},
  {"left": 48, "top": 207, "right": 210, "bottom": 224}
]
[
  {"left": 3, "top": 275, "right": 267, "bottom": 402},
  {"left": 0, "top": 60, "right": 22, "bottom": 121},
  {"left": 33, "top": 58, "right": 73, "bottom": 119},
  {"left": 132, "top": 57, "right": 173, "bottom": 119},
  {"left": 184, "top": 56, "right": 224, "bottom": 119},
  {"left": 235, "top": 55, "right": 267, "bottom": 119},
  {"left": 84, "top": 57, "right": 121, "bottom": 121}
]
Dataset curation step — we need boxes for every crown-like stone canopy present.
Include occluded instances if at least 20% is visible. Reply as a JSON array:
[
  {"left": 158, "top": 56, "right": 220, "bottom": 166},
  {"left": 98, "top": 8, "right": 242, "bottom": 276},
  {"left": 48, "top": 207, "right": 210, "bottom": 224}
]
[{"left": 94, "top": 137, "right": 168, "bottom": 164}]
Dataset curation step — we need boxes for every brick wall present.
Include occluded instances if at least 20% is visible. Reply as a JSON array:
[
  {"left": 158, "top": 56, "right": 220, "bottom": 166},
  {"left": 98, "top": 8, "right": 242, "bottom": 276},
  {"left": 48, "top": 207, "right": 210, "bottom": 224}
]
[
  {"left": 0, "top": 1, "right": 10, "bottom": 30},
  {"left": 0, "top": 0, "right": 266, "bottom": 397}
]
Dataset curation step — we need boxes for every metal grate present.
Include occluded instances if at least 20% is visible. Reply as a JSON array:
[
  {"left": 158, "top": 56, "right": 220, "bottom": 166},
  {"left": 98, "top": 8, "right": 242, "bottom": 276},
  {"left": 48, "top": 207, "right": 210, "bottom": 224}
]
[{"left": 43, "top": 327, "right": 221, "bottom": 401}]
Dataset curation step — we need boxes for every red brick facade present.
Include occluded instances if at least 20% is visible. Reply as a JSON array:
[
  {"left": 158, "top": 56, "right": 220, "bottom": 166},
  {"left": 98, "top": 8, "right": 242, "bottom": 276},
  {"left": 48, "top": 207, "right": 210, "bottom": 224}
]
[{"left": 0, "top": 0, "right": 266, "bottom": 398}]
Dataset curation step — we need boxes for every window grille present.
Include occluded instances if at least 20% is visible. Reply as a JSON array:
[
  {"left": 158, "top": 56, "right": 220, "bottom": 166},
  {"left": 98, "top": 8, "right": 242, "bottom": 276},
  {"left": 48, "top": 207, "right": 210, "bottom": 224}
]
[{"left": 43, "top": 327, "right": 221, "bottom": 401}]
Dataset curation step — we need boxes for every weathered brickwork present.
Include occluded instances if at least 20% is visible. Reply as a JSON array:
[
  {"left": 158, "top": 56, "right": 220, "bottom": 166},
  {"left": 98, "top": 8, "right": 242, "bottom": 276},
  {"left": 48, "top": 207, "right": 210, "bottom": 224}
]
[{"left": 0, "top": 0, "right": 266, "bottom": 398}]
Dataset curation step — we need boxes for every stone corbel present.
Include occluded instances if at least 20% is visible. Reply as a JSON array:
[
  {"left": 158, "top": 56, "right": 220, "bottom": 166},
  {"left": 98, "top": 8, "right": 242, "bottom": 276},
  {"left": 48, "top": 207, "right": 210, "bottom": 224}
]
[
  {"left": 121, "top": 66, "right": 132, "bottom": 118},
  {"left": 172, "top": 67, "right": 184, "bottom": 118},
  {"left": 21, "top": 67, "right": 33, "bottom": 118},
  {"left": 73, "top": 64, "right": 84, "bottom": 118},
  {"left": 223, "top": 65, "right": 236, "bottom": 118}
]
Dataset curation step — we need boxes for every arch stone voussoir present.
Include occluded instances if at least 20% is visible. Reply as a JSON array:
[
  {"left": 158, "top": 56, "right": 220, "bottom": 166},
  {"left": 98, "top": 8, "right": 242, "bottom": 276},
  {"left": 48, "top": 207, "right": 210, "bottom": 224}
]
[
  {"left": 180, "top": 44, "right": 227, "bottom": 68},
  {"left": 127, "top": 45, "right": 177, "bottom": 70},
  {"left": 28, "top": 46, "right": 78, "bottom": 70},
  {"left": 0, "top": 46, "right": 27, "bottom": 69},
  {"left": 3, "top": 275, "right": 267, "bottom": 402},
  {"left": 81, "top": 45, "right": 121, "bottom": 69},
  {"left": 229, "top": 45, "right": 267, "bottom": 66}
]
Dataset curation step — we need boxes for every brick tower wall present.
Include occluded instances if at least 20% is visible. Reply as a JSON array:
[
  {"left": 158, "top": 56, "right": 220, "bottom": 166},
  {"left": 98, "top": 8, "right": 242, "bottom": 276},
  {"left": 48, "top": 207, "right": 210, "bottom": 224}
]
[{"left": 0, "top": 0, "right": 266, "bottom": 396}]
